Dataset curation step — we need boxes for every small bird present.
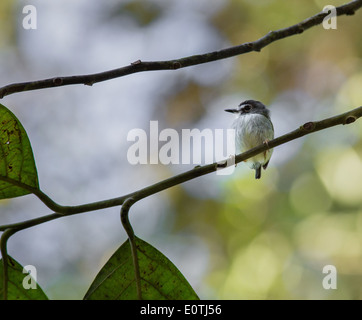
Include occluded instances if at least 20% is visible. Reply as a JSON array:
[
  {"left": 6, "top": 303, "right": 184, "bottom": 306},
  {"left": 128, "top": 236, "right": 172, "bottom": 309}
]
[{"left": 225, "top": 100, "right": 274, "bottom": 179}]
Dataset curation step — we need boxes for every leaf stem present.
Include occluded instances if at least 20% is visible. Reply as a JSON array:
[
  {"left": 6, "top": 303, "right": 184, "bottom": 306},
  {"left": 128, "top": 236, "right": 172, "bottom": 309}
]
[
  {"left": 120, "top": 198, "right": 142, "bottom": 300},
  {"left": 0, "top": 228, "right": 17, "bottom": 300}
]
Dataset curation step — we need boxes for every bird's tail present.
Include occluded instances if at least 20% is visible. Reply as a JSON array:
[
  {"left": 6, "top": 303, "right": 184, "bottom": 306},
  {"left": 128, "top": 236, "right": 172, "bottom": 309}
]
[{"left": 255, "top": 165, "right": 261, "bottom": 179}]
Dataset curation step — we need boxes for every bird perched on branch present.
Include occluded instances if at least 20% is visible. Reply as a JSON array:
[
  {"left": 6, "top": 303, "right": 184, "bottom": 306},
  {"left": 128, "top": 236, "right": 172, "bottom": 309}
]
[{"left": 225, "top": 100, "right": 274, "bottom": 179}]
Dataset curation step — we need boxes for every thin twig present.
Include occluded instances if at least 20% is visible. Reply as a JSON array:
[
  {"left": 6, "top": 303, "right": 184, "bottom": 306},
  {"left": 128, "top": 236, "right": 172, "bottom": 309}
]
[{"left": 0, "top": 0, "right": 361, "bottom": 98}]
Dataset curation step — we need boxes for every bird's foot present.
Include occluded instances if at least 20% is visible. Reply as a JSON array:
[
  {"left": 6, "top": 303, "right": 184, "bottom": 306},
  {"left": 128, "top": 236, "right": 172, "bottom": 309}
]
[
  {"left": 263, "top": 139, "right": 270, "bottom": 149},
  {"left": 216, "top": 154, "right": 236, "bottom": 168},
  {"left": 229, "top": 154, "right": 237, "bottom": 167}
]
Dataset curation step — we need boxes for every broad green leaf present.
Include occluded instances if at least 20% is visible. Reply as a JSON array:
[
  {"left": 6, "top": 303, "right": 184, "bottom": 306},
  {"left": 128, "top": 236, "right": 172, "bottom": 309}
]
[
  {"left": 0, "top": 103, "right": 39, "bottom": 199},
  {"left": 0, "top": 257, "right": 48, "bottom": 300},
  {"left": 84, "top": 237, "right": 199, "bottom": 300}
]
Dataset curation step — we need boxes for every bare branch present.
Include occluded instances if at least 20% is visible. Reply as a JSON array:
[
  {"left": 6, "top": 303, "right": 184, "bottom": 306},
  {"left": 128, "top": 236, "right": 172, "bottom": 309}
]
[
  {"left": 1, "top": 105, "right": 361, "bottom": 232},
  {"left": 0, "top": 0, "right": 361, "bottom": 98}
]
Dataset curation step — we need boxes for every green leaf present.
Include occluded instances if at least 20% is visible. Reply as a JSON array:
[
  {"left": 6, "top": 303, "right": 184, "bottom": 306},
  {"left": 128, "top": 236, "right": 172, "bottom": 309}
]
[
  {"left": 0, "top": 257, "right": 48, "bottom": 300},
  {"left": 84, "top": 237, "right": 199, "bottom": 300},
  {"left": 0, "top": 103, "right": 39, "bottom": 199}
]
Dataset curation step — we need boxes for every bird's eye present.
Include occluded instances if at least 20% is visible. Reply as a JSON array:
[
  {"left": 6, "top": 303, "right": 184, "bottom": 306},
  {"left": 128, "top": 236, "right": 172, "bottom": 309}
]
[{"left": 243, "top": 105, "right": 252, "bottom": 111}]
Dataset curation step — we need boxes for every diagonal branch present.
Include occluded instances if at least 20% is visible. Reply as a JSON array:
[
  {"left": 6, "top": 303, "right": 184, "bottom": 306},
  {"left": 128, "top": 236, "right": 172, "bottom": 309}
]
[
  {"left": 0, "top": 0, "right": 361, "bottom": 98},
  {"left": 0, "top": 105, "right": 361, "bottom": 233}
]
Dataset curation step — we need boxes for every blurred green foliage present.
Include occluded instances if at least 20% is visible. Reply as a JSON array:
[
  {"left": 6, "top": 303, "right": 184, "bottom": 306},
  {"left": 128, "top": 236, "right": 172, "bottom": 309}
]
[
  {"left": 0, "top": 0, "right": 15, "bottom": 48},
  {"left": 163, "top": 1, "right": 362, "bottom": 299},
  {"left": 1, "top": 0, "right": 362, "bottom": 300},
  {"left": 107, "top": 0, "right": 163, "bottom": 27}
]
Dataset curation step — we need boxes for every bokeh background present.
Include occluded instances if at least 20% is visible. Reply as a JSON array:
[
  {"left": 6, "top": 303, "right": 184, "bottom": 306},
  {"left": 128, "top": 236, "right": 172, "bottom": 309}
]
[{"left": 1, "top": 0, "right": 362, "bottom": 299}]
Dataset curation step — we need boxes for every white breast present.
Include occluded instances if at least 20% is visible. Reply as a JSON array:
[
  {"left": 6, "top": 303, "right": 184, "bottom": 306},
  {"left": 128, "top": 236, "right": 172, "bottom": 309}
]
[{"left": 232, "top": 113, "right": 274, "bottom": 167}]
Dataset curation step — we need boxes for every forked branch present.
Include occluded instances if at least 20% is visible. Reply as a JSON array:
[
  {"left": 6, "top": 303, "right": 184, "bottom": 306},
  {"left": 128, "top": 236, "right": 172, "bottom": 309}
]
[{"left": 0, "top": 105, "right": 361, "bottom": 233}]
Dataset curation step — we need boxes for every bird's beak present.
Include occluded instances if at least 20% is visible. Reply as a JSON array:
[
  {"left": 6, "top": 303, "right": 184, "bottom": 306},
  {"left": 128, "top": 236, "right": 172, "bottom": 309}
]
[{"left": 224, "top": 108, "right": 238, "bottom": 113}]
